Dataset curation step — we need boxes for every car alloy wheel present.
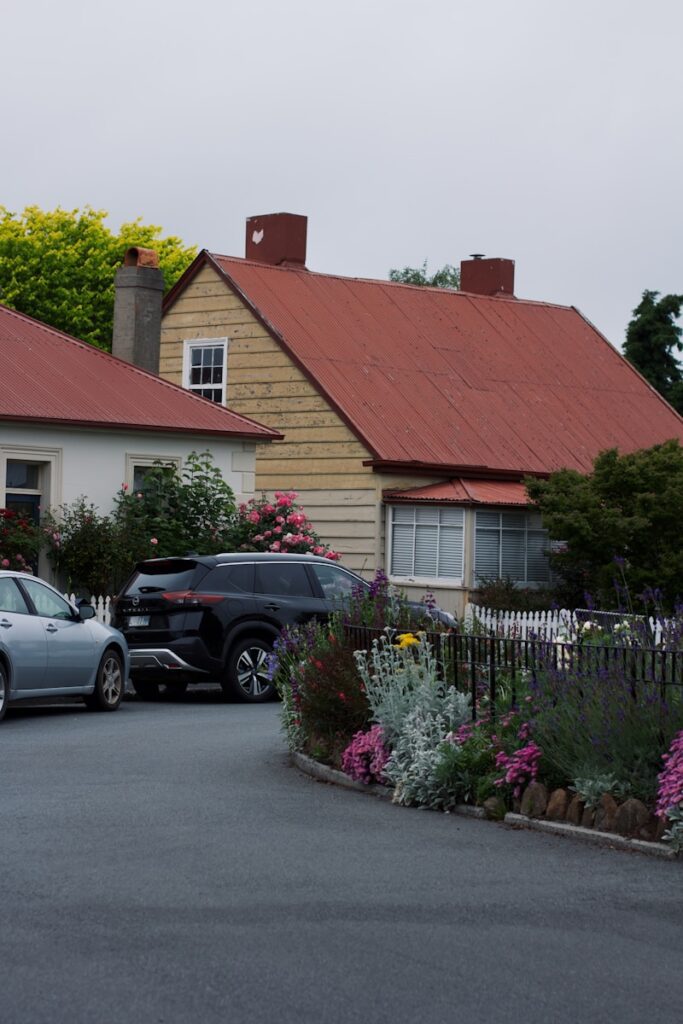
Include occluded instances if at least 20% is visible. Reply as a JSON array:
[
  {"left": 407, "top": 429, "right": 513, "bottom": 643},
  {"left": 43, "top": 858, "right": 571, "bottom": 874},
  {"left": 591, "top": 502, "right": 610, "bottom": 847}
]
[
  {"left": 84, "top": 649, "right": 124, "bottom": 711},
  {"left": 226, "top": 639, "right": 275, "bottom": 703}
]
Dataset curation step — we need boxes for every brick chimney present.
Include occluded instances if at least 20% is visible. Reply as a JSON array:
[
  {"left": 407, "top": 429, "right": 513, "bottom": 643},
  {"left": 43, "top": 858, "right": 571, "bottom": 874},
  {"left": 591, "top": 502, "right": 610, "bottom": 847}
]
[
  {"left": 112, "top": 247, "right": 164, "bottom": 373},
  {"left": 460, "top": 256, "right": 515, "bottom": 297},
  {"left": 245, "top": 213, "right": 307, "bottom": 267}
]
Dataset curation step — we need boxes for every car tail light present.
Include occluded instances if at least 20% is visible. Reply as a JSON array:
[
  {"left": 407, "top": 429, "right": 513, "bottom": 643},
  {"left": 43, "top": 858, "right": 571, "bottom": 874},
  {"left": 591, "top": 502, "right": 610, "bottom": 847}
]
[{"left": 162, "top": 591, "right": 224, "bottom": 607}]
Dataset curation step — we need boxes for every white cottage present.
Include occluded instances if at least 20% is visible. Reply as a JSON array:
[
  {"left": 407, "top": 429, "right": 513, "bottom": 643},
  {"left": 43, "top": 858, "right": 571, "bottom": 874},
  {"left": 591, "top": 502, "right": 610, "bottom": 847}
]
[{"left": 0, "top": 285, "right": 280, "bottom": 578}]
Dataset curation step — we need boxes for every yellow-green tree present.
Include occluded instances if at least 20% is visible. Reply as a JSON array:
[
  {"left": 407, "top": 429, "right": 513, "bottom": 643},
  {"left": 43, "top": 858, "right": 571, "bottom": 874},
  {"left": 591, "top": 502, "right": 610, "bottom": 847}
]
[{"left": 0, "top": 205, "right": 196, "bottom": 349}]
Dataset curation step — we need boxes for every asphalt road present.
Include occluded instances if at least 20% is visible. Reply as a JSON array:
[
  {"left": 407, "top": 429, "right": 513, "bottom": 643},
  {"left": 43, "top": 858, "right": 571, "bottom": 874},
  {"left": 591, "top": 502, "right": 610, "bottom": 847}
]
[{"left": 1, "top": 690, "right": 681, "bottom": 1024}]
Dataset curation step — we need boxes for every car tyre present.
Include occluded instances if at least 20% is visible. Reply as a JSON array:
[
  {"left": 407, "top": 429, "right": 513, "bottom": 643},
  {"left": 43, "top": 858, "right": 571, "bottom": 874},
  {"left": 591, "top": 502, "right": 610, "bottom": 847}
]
[
  {"left": 224, "top": 638, "right": 276, "bottom": 703},
  {"left": 84, "top": 648, "right": 124, "bottom": 711},
  {"left": 0, "top": 661, "right": 9, "bottom": 722},
  {"left": 131, "top": 679, "right": 160, "bottom": 700}
]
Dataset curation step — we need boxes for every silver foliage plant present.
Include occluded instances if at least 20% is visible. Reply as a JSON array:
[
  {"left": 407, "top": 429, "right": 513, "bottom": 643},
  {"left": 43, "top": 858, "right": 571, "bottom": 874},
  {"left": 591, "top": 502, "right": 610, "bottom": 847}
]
[{"left": 354, "top": 631, "right": 470, "bottom": 806}]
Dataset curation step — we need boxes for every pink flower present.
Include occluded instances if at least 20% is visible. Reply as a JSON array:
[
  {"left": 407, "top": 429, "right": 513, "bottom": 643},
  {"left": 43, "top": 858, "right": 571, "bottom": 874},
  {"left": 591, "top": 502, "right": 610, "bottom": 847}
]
[
  {"left": 121, "top": 483, "right": 128, "bottom": 491},
  {"left": 1, "top": 558, "right": 9, "bottom": 568},
  {"left": 324, "top": 550, "right": 341, "bottom": 560},
  {"left": 270, "top": 541, "right": 281, "bottom": 551},
  {"left": 342, "top": 726, "right": 390, "bottom": 785},
  {"left": 656, "top": 731, "right": 683, "bottom": 820},
  {"left": 313, "top": 546, "right": 324, "bottom": 556},
  {"left": 248, "top": 510, "right": 261, "bottom": 524},
  {"left": 273, "top": 526, "right": 282, "bottom": 534},
  {"left": 275, "top": 515, "right": 285, "bottom": 524},
  {"left": 150, "top": 537, "right": 158, "bottom": 546}
]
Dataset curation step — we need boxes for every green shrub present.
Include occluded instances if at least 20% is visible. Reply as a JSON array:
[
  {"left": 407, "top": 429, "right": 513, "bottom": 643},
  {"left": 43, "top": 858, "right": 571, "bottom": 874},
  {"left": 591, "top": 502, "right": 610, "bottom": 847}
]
[
  {"left": 42, "top": 500, "right": 121, "bottom": 595},
  {"left": 272, "top": 617, "right": 369, "bottom": 767}
]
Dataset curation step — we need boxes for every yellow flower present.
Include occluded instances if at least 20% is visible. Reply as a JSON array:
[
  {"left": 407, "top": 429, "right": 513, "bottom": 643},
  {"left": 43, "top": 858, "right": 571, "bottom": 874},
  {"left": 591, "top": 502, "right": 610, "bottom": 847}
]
[{"left": 395, "top": 633, "right": 420, "bottom": 649}]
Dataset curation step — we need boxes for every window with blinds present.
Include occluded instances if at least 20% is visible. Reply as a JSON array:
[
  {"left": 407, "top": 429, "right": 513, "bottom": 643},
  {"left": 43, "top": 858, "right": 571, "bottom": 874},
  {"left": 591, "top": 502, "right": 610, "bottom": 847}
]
[
  {"left": 474, "top": 510, "right": 550, "bottom": 585},
  {"left": 390, "top": 505, "right": 464, "bottom": 579}
]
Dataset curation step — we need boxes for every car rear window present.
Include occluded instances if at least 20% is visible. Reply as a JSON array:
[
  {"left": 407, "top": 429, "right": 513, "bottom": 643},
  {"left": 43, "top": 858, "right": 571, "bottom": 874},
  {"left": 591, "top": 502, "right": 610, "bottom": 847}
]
[
  {"left": 255, "top": 562, "right": 314, "bottom": 598},
  {"left": 123, "top": 560, "right": 204, "bottom": 596},
  {"left": 197, "top": 563, "right": 254, "bottom": 594}
]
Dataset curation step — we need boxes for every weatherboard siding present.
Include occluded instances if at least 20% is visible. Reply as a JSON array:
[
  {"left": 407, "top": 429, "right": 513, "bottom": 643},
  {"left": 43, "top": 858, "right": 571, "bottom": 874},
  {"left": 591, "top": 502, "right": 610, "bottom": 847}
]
[{"left": 159, "top": 265, "right": 377, "bottom": 571}]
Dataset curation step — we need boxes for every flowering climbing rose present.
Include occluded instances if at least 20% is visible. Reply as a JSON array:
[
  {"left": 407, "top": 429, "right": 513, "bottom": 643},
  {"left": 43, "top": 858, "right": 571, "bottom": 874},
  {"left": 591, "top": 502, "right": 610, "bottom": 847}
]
[{"left": 236, "top": 490, "right": 341, "bottom": 560}]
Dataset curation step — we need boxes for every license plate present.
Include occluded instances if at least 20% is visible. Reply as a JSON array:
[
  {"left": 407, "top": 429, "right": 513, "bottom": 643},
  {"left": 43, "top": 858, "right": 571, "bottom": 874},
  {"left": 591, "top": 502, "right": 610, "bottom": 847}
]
[{"left": 127, "top": 615, "right": 150, "bottom": 627}]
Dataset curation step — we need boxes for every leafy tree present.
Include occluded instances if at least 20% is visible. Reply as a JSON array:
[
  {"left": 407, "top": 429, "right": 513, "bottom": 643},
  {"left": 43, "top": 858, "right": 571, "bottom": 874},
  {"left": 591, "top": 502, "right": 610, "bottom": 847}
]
[
  {"left": 623, "top": 290, "right": 683, "bottom": 414},
  {"left": 388, "top": 260, "right": 460, "bottom": 289},
  {"left": 526, "top": 440, "right": 683, "bottom": 611},
  {"left": 0, "top": 205, "right": 196, "bottom": 349}
]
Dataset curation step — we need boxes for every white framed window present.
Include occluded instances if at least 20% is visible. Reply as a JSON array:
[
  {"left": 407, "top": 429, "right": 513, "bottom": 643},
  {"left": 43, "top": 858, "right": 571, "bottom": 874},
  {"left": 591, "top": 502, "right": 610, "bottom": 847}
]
[
  {"left": 388, "top": 505, "right": 464, "bottom": 582},
  {"left": 474, "top": 510, "right": 550, "bottom": 585},
  {"left": 182, "top": 338, "right": 228, "bottom": 404},
  {"left": 125, "top": 454, "right": 182, "bottom": 493}
]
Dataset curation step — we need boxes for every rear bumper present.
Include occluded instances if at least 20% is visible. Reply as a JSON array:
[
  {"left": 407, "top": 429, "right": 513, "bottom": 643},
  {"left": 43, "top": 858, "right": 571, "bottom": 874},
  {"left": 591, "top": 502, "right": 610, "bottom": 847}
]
[{"left": 129, "top": 648, "right": 208, "bottom": 674}]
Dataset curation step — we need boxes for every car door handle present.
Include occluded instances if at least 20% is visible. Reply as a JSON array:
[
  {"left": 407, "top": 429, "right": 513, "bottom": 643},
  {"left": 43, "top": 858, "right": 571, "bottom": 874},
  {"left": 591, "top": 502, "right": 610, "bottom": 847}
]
[
  {"left": 46, "top": 623, "right": 59, "bottom": 633},
  {"left": 0, "top": 618, "right": 12, "bottom": 629},
  {"left": 263, "top": 603, "right": 280, "bottom": 612}
]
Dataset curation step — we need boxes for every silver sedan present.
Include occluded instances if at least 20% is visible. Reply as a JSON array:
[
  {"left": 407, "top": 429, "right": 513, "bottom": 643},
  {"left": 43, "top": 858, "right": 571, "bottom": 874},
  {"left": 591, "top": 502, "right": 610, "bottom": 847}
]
[{"left": 0, "top": 571, "right": 129, "bottom": 722}]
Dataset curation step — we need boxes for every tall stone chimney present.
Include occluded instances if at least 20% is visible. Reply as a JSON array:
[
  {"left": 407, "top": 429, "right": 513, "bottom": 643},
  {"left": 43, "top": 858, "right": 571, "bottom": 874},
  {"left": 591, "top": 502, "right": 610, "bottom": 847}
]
[
  {"left": 245, "top": 213, "right": 307, "bottom": 267},
  {"left": 460, "top": 256, "right": 515, "bottom": 297},
  {"left": 112, "top": 247, "right": 164, "bottom": 373}
]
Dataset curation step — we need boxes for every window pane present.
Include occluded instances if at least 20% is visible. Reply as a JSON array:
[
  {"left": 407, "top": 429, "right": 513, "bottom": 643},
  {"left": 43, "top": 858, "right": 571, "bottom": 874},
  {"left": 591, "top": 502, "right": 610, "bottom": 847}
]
[
  {"left": 475, "top": 529, "right": 500, "bottom": 580},
  {"left": 414, "top": 524, "right": 438, "bottom": 576},
  {"left": 501, "top": 512, "right": 526, "bottom": 530},
  {"left": 476, "top": 510, "right": 500, "bottom": 529},
  {"left": 311, "top": 564, "right": 360, "bottom": 599},
  {"left": 22, "top": 580, "right": 74, "bottom": 620},
  {"left": 191, "top": 348, "right": 202, "bottom": 366},
  {"left": 6, "top": 461, "right": 40, "bottom": 489},
  {"left": 415, "top": 507, "right": 439, "bottom": 525},
  {"left": 391, "top": 506, "right": 414, "bottom": 524},
  {"left": 0, "top": 578, "right": 29, "bottom": 614},
  {"left": 213, "top": 348, "right": 224, "bottom": 366},
  {"left": 391, "top": 523, "right": 414, "bottom": 575},
  {"left": 527, "top": 531, "right": 550, "bottom": 582},
  {"left": 201, "top": 366, "right": 212, "bottom": 384},
  {"left": 255, "top": 563, "right": 313, "bottom": 598},
  {"left": 439, "top": 507, "right": 464, "bottom": 527},
  {"left": 437, "top": 525, "right": 463, "bottom": 577},
  {"left": 501, "top": 529, "right": 525, "bottom": 581},
  {"left": 198, "top": 563, "right": 254, "bottom": 594}
]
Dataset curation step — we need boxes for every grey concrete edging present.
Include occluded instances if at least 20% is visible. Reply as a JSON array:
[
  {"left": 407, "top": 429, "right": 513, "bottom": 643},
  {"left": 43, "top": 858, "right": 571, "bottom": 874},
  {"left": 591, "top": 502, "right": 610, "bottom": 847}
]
[
  {"left": 504, "top": 813, "right": 678, "bottom": 860},
  {"left": 292, "top": 752, "right": 485, "bottom": 818},
  {"left": 292, "top": 752, "right": 677, "bottom": 859}
]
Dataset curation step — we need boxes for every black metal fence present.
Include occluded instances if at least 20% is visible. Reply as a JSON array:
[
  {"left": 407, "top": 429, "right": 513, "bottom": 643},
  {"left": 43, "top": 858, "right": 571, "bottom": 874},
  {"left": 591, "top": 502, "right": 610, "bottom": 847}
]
[{"left": 343, "top": 624, "right": 683, "bottom": 721}]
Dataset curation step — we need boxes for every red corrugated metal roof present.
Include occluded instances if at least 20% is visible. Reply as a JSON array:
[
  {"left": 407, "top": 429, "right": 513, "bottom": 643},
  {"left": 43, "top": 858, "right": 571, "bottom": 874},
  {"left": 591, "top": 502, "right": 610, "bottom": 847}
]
[
  {"left": 201, "top": 255, "right": 683, "bottom": 475},
  {"left": 0, "top": 304, "right": 281, "bottom": 440},
  {"left": 383, "top": 479, "right": 530, "bottom": 505}
]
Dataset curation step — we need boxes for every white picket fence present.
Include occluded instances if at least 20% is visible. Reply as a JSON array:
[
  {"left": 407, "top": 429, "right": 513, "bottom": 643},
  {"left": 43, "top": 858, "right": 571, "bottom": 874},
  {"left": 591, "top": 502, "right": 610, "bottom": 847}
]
[
  {"left": 65, "top": 593, "right": 667, "bottom": 646},
  {"left": 65, "top": 594, "right": 113, "bottom": 625},
  {"left": 463, "top": 604, "right": 665, "bottom": 645}
]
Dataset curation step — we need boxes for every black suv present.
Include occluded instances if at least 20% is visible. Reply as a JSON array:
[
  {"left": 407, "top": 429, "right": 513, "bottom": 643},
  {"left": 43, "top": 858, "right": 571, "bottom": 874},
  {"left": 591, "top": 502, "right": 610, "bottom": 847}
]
[{"left": 114, "top": 553, "right": 432, "bottom": 703}]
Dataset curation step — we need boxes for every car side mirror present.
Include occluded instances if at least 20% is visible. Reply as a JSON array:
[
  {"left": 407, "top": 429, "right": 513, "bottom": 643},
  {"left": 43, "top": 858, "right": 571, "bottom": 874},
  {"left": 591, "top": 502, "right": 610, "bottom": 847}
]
[{"left": 78, "top": 603, "right": 96, "bottom": 621}]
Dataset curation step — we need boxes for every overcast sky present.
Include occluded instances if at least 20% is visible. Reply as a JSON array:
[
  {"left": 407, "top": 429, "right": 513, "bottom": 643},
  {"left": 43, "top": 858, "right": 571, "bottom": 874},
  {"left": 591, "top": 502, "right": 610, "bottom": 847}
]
[{"left": 4, "top": 0, "right": 682, "bottom": 349}]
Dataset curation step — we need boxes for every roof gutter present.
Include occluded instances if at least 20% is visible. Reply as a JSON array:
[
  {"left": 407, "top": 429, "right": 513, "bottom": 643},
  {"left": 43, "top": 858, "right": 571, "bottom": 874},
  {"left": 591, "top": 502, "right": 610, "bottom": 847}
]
[
  {"left": 0, "top": 414, "right": 283, "bottom": 442},
  {"left": 364, "top": 459, "right": 549, "bottom": 481}
]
